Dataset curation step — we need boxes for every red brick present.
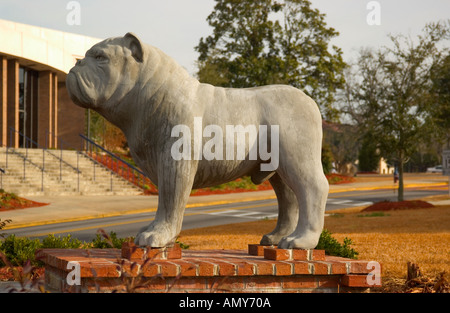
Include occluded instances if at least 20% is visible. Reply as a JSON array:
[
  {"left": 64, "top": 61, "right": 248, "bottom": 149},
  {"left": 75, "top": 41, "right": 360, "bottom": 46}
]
[
  {"left": 197, "top": 260, "right": 217, "bottom": 276},
  {"left": 275, "top": 262, "right": 293, "bottom": 276},
  {"left": 179, "top": 260, "right": 199, "bottom": 276},
  {"left": 157, "top": 262, "right": 179, "bottom": 277},
  {"left": 236, "top": 262, "right": 255, "bottom": 276},
  {"left": 329, "top": 261, "right": 348, "bottom": 274},
  {"left": 292, "top": 249, "right": 308, "bottom": 260},
  {"left": 312, "top": 250, "right": 325, "bottom": 261},
  {"left": 208, "top": 277, "right": 245, "bottom": 292},
  {"left": 341, "top": 274, "right": 380, "bottom": 287},
  {"left": 246, "top": 276, "right": 282, "bottom": 289},
  {"left": 145, "top": 248, "right": 167, "bottom": 260},
  {"left": 282, "top": 276, "right": 317, "bottom": 289},
  {"left": 166, "top": 244, "right": 182, "bottom": 259},
  {"left": 141, "top": 263, "right": 160, "bottom": 277},
  {"left": 248, "top": 244, "right": 274, "bottom": 256},
  {"left": 318, "top": 276, "right": 341, "bottom": 288},
  {"left": 293, "top": 261, "right": 311, "bottom": 274},
  {"left": 213, "top": 261, "right": 236, "bottom": 276},
  {"left": 349, "top": 261, "right": 371, "bottom": 274},
  {"left": 134, "top": 277, "right": 167, "bottom": 291},
  {"left": 252, "top": 261, "right": 275, "bottom": 275},
  {"left": 169, "top": 277, "right": 207, "bottom": 291},
  {"left": 312, "top": 262, "right": 330, "bottom": 275},
  {"left": 121, "top": 241, "right": 144, "bottom": 260},
  {"left": 121, "top": 242, "right": 182, "bottom": 261},
  {"left": 264, "top": 248, "right": 291, "bottom": 261},
  {"left": 116, "top": 260, "right": 141, "bottom": 277},
  {"left": 81, "top": 262, "right": 120, "bottom": 278}
]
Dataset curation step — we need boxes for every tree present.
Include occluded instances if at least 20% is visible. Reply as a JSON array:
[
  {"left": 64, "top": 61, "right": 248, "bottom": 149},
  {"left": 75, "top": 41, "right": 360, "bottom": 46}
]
[
  {"left": 342, "top": 21, "right": 450, "bottom": 201},
  {"left": 195, "top": 0, "right": 346, "bottom": 121},
  {"left": 86, "top": 110, "right": 127, "bottom": 152},
  {"left": 429, "top": 53, "right": 450, "bottom": 148},
  {"left": 358, "top": 134, "right": 380, "bottom": 172},
  {"left": 323, "top": 121, "right": 360, "bottom": 174}
]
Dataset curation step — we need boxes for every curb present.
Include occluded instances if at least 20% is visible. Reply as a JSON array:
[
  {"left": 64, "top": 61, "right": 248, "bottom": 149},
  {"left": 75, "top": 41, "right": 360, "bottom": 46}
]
[
  {"left": 2, "top": 181, "right": 447, "bottom": 230},
  {"left": 329, "top": 182, "right": 448, "bottom": 194}
]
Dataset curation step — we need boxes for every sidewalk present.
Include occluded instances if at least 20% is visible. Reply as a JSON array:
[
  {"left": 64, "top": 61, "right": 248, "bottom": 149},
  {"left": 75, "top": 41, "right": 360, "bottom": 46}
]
[{"left": 1, "top": 174, "right": 448, "bottom": 230}]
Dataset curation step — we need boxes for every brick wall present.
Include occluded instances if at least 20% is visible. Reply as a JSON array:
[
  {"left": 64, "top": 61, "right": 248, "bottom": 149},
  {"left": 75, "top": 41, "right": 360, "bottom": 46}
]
[
  {"left": 37, "top": 244, "right": 381, "bottom": 293},
  {"left": 57, "top": 82, "right": 85, "bottom": 150}
]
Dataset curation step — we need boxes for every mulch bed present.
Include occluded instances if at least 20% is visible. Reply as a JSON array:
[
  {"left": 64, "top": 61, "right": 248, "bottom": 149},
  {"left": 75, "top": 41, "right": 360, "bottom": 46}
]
[
  {"left": 0, "top": 266, "right": 45, "bottom": 282},
  {"left": 362, "top": 200, "right": 434, "bottom": 212},
  {"left": 0, "top": 196, "right": 48, "bottom": 212},
  {"left": 190, "top": 174, "right": 353, "bottom": 196}
]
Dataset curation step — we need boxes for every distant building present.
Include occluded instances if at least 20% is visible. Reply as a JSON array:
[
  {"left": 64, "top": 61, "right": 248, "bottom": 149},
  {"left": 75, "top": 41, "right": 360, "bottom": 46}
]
[
  {"left": 0, "top": 19, "right": 101, "bottom": 150},
  {"left": 379, "top": 157, "right": 394, "bottom": 174}
]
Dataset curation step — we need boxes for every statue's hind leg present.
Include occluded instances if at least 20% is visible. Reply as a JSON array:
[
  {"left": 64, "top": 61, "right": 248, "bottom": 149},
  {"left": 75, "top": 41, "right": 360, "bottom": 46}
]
[
  {"left": 277, "top": 158, "right": 329, "bottom": 249},
  {"left": 260, "top": 173, "right": 299, "bottom": 245}
]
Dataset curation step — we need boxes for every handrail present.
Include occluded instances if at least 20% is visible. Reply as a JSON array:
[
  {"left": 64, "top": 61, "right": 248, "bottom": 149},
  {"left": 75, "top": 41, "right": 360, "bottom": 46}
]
[
  {"left": 44, "top": 130, "right": 81, "bottom": 173},
  {"left": 80, "top": 134, "right": 147, "bottom": 176},
  {"left": 0, "top": 167, "right": 3, "bottom": 190},
  {"left": 79, "top": 134, "right": 157, "bottom": 194},
  {"left": 9, "top": 127, "right": 80, "bottom": 173},
  {"left": 7, "top": 128, "right": 43, "bottom": 170}
]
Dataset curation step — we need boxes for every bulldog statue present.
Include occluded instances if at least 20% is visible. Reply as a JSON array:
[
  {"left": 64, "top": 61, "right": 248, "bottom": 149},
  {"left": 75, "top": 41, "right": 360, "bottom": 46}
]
[{"left": 66, "top": 33, "right": 329, "bottom": 249}]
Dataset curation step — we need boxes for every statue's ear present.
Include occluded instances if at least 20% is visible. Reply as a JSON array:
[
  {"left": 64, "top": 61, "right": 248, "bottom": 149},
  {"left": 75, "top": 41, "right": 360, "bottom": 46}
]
[{"left": 124, "top": 32, "right": 144, "bottom": 62}]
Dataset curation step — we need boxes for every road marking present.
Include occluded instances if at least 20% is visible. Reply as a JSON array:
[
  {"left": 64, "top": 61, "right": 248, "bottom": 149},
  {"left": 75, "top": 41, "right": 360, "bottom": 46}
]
[
  {"left": 28, "top": 217, "right": 157, "bottom": 237},
  {"left": 25, "top": 201, "right": 279, "bottom": 237},
  {"left": 19, "top": 197, "right": 377, "bottom": 237},
  {"left": 327, "top": 198, "right": 373, "bottom": 207}
]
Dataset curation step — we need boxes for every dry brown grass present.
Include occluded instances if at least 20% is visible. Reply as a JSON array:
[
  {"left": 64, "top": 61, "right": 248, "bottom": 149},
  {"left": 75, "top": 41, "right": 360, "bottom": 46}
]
[{"left": 178, "top": 205, "right": 450, "bottom": 290}]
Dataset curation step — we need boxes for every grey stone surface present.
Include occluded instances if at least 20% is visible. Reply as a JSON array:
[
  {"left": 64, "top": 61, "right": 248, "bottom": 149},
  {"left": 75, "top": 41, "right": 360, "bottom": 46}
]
[{"left": 66, "top": 33, "right": 329, "bottom": 249}]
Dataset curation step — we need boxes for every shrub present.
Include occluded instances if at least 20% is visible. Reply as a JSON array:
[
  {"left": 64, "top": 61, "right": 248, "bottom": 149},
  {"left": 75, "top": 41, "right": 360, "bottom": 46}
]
[
  {"left": 0, "top": 234, "right": 42, "bottom": 266},
  {"left": 91, "top": 231, "right": 130, "bottom": 249},
  {"left": 0, "top": 231, "right": 128, "bottom": 267},
  {"left": 41, "top": 234, "right": 84, "bottom": 249},
  {"left": 317, "top": 229, "right": 359, "bottom": 259},
  {"left": 0, "top": 218, "right": 12, "bottom": 237}
]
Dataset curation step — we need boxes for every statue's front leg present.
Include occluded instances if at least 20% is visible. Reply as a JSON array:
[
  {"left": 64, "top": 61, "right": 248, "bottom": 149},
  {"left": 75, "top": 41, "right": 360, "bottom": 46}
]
[{"left": 135, "top": 158, "right": 196, "bottom": 247}]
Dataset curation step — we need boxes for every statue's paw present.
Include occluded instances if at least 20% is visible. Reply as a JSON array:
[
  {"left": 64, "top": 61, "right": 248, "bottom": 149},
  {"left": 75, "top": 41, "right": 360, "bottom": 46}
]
[
  {"left": 134, "top": 224, "right": 177, "bottom": 248},
  {"left": 277, "top": 232, "right": 319, "bottom": 250},
  {"left": 260, "top": 233, "right": 282, "bottom": 246}
]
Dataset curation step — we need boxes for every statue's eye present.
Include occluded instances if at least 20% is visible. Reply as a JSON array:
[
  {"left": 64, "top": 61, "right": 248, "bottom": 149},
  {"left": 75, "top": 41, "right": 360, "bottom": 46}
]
[{"left": 96, "top": 55, "right": 104, "bottom": 60}]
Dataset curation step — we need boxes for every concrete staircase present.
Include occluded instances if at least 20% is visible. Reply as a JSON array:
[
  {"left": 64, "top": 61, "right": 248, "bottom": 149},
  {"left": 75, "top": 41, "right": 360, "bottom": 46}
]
[{"left": 0, "top": 147, "right": 143, "bottom": 196}]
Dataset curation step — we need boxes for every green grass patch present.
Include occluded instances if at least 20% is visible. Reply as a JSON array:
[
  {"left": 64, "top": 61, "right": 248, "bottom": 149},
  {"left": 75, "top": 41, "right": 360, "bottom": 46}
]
[{"left": 357, "top": 212, "right": 390, "bottom": 217}]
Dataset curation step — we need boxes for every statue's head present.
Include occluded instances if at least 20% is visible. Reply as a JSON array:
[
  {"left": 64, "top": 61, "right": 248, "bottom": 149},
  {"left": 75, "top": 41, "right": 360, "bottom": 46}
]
[{"left": 66, "top": 33, "right": 144, "bottom": 110}]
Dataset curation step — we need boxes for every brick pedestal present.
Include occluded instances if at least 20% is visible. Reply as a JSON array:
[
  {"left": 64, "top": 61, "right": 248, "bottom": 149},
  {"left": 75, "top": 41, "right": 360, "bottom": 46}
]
[{"left": 37, "top": 244, "right": 381, "bottom": 293}]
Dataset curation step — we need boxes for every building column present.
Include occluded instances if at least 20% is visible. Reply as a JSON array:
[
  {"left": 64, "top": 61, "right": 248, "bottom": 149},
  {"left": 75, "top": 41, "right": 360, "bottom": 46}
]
[
  {"left": 6, "top": 59, "right": 19, "bottom": 148},
  {"left": 52, "top": 74, "right": 58, "bottom": 149},
  {"left": 0, "top": 56, "right": 7, "bottom": 147},
  {"left": 38, "top": 71, "right": 58, "bottom": 149}
]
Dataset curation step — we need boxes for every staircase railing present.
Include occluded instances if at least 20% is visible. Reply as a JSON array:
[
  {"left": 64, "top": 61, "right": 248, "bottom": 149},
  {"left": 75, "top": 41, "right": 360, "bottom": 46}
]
[
  {"left": 79, "top": 134, "right": 157, "bottom": 194},
  {"left": 44, "top": 130, "right": 81, "bottom": 177},
  {"left": 5, "top": 128, "right": 45, "bottom": 190},
  {"left": 0, "top": 167, "right": 4, "bottom": 190},
  {"left": 7, "top": 127, "right": 82, "bottom": 192}
]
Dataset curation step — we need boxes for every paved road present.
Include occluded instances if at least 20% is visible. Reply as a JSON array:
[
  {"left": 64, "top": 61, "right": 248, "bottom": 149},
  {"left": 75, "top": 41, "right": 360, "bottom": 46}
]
[{"left": 1, "top": 185, "right": 446, "bottom": 242}]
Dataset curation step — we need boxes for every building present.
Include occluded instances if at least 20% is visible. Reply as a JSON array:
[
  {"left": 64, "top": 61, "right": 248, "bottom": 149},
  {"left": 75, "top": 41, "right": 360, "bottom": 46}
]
[
  {"left": 379, "top": 157, "right": 394, "bottom": 174},
  {"left": 0, "top": 19, "right": 101, "bottom": 150}
]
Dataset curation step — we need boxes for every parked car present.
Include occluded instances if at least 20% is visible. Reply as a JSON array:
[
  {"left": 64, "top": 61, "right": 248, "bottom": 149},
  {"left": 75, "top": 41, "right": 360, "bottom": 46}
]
[{"left": 426, "top": 165, "right": 443, "bottom": 173}]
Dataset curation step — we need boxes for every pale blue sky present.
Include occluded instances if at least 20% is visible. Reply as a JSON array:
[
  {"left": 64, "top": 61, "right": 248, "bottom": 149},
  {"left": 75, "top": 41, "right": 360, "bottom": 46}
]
[{"left": 1, "top": 0, "right": 449, "bottom": 75}]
